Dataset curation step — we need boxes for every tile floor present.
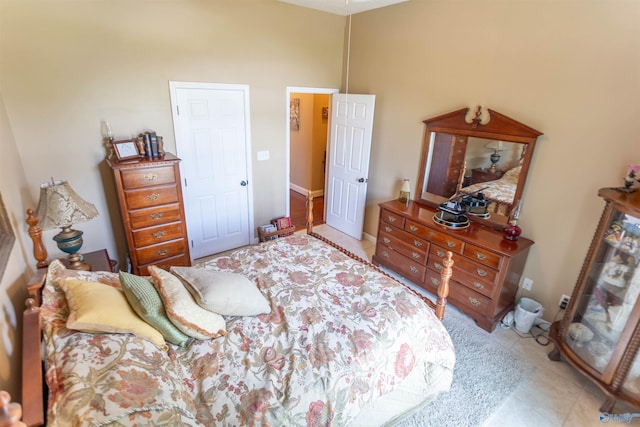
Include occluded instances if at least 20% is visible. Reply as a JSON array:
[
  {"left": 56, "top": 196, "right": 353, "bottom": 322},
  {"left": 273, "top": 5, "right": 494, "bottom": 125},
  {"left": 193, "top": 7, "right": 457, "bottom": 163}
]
[{"left": 309, "top": 224, "right": 639, "bottom": 427}]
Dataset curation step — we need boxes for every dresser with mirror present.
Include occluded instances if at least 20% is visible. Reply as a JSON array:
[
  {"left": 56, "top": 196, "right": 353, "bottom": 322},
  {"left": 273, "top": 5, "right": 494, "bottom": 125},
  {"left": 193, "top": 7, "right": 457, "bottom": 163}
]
[{"left": 372, "top": 107, "right": 543, "bottom": 331}]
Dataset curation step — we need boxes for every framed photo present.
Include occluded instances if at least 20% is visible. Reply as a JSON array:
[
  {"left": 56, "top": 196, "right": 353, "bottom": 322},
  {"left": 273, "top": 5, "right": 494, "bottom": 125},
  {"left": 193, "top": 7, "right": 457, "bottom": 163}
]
[
  {"left": 290, "top": 98, "right": 300, "bottom": 131},
  {"left": 113, "top": 139, "right": 141, "bottom": 161}
]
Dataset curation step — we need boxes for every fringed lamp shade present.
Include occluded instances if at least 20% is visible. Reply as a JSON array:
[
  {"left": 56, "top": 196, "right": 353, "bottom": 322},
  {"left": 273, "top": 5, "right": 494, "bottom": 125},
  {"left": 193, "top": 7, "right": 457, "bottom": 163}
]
[{"left": 35, "top": 180, "right": 98, "bottom": 270}]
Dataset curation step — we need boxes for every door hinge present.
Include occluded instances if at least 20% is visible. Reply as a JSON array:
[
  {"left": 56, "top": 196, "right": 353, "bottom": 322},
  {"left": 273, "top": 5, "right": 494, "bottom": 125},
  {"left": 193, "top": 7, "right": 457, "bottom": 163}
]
[
  {"left": 184, "top": 178, "right": 187, "bottom": 187},
  {"left": 191, "top": 240, "right": 193, "bottom": 248},
  {"left": 177, "top": 105, "right": 180, "bottom": 115}
]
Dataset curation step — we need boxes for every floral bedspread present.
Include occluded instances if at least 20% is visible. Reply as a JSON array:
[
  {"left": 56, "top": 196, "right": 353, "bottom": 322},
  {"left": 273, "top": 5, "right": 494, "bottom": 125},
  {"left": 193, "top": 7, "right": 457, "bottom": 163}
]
[
  {"left": 461, "top": 165, "right": 521, "bottom": 215},
  {"left": 42, "top": 234, "right": 455, "bottom": 426}
]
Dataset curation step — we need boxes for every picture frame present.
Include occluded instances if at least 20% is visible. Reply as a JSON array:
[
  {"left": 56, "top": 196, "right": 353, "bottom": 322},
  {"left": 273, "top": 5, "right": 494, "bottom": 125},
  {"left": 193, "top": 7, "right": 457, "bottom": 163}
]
[
  {"left": 290, "top": 98, "right": 300, "bottom": 131},
  {"left": 112, "top": 139, "right": 141, "bottom": 161}
]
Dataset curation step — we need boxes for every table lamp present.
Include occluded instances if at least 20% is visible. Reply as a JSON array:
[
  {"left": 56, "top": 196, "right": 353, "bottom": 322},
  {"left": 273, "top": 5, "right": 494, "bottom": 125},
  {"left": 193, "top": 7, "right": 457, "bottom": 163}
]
[
  {"left": 35, "top": 179, "right": 99, "bottom": 270},
  {"left": 485, "top": 140, "right": 504, "bottom": 173}
]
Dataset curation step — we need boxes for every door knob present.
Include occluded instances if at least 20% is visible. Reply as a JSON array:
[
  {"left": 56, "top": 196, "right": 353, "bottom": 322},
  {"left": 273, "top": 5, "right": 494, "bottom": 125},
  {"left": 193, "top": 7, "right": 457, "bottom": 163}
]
[
  {"left": 358, "top": 178, "right": 367, "bottom": 183},
  {"left": 240, "top": 180, "right": 248, "bottom": 186}
]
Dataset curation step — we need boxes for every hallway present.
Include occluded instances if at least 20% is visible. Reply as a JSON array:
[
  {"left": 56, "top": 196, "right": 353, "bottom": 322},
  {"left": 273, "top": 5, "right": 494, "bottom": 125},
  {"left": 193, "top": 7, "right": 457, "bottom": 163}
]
[{"left": 289, "top": 190, "right": 324, "bottom": 231}]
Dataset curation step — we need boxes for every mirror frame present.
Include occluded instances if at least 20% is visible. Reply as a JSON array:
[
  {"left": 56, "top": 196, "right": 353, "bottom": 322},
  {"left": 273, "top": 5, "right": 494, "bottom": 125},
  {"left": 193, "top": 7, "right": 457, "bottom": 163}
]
[{"left": 416, "top": 106, "right": 543, "bottom": 227}]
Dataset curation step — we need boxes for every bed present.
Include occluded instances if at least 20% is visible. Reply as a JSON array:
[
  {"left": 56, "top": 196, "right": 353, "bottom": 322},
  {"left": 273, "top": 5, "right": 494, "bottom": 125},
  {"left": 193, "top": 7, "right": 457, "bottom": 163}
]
[
  {"left": 461, "top": 165, "right": 522, "bottom": 216},
  {"left": 19, "top": 199, "right": 455, "bottom": 427}
]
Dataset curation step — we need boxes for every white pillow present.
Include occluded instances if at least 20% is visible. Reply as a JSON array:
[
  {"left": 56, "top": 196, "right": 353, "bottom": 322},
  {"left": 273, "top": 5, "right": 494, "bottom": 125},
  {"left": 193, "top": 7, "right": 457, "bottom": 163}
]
[
  {"left": 148, "top": 266, "right": 226, "bottom": 340},
  {"left": 170, "top": 266, "right": 271, "bottom": 316}
]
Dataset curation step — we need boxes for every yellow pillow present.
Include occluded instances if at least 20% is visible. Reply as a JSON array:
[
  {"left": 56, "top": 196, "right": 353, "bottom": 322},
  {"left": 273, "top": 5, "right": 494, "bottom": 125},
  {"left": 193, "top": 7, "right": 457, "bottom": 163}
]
[{"left": 60, "top": 279, "right": 166, "bottom": 349}]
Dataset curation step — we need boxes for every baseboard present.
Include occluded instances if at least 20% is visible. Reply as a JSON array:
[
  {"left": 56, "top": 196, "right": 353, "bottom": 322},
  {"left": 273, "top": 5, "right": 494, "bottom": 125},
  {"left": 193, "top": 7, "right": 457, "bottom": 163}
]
[{"left": 290, "top": 183, "right": 324, "bottom": 198}]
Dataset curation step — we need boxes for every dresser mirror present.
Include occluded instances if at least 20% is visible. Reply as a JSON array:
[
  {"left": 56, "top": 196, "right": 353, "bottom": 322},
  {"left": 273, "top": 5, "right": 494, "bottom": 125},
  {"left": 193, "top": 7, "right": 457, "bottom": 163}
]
[{"left": 416, "top": 107, "right": 543, "bottom": 227}]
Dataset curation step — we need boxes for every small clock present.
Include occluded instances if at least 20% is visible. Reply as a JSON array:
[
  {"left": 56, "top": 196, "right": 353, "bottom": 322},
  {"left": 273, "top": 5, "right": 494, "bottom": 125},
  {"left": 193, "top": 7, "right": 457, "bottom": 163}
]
[{"left": 113, "top": 139, "right": 141, "bottom": 162}]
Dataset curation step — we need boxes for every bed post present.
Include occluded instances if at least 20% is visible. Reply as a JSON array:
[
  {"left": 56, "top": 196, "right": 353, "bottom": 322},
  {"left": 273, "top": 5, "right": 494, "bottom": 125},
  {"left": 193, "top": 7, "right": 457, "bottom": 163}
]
[
  {"left": 436, "top": 251, "right": 453, "bottom": 321},
  {"left": 0, "top": 390, "right": 27, "bottom": 427},
  {"left": 306, "top": 192, "right": 314, "bottom": 234},
  {"left": 26, "top": 209, "right": 48, "bottom": 269}
]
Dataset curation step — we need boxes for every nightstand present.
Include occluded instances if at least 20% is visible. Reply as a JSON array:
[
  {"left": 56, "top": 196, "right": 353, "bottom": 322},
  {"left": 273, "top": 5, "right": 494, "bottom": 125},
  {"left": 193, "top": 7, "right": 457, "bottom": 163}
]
[
  {"left": 471, "top": 168, "right": 503, "bottom": 185},
  {"left": 62, "top": 249, "right": 116, "bottom": 272}
]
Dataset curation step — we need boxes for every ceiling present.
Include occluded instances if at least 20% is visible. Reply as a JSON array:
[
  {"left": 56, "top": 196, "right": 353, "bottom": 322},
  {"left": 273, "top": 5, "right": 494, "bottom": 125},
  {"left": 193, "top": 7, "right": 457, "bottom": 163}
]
[{"left": 277, "top": 0, "right": 408, "bottom": 16}]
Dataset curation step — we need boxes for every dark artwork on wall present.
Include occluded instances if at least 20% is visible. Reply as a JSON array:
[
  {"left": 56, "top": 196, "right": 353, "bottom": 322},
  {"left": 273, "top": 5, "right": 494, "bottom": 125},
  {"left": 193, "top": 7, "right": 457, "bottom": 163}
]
[{"left": 0, "top": 193, "right": 15, "bottom": 281}]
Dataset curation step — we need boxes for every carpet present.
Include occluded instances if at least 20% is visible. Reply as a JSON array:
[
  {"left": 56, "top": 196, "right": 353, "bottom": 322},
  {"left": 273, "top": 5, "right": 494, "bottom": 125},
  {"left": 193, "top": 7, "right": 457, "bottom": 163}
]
[{"left": 398, "top": 309, "right": 535, "bottom": 427}]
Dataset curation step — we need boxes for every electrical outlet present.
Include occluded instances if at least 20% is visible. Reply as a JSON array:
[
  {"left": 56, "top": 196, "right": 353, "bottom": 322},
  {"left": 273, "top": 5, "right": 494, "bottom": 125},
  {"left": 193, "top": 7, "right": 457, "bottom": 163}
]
[
  {"left": 559, "top": 294, "right": 570, "bottom": 310},
  {"left": 521, "top": 277, "right": 533, "bottom": 291}
]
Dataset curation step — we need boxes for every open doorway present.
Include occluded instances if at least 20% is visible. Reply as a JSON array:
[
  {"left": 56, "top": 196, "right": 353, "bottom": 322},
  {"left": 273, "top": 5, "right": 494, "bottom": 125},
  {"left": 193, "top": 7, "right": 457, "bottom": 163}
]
[{"left": 286, "top": 87, "right": 338, "bottom": 230}]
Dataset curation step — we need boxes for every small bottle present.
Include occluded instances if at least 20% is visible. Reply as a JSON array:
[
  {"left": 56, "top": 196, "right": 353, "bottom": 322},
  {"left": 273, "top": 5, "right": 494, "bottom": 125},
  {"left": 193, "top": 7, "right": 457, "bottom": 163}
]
[
  {"left": 503, "top": 200, "right": 523, "bottom": 241},
  {"left": 399, "top": 179, "right": 411, "bottom": 203}
]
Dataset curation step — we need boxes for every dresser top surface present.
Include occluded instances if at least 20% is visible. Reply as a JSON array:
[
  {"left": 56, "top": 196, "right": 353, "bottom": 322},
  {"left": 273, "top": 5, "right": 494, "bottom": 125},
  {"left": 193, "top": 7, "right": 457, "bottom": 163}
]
[
  {"left": 379, "top": 200, "right": 534, "bottom": 255},
  {"left": 107, "top": 152, "right": 181, "bottom": 170}
]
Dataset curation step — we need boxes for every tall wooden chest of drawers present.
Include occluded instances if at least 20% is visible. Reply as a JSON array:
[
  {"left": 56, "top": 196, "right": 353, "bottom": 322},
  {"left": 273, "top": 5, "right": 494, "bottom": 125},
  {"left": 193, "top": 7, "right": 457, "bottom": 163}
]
[
  {"left": 107, "top": 153, "right": 191, "bottom": 275},
  {"left": 372, "top": 200, "right": 534, "bottom": 332},
  {"left": 425, "top": 133, "right": 467, "bottom": 197}
]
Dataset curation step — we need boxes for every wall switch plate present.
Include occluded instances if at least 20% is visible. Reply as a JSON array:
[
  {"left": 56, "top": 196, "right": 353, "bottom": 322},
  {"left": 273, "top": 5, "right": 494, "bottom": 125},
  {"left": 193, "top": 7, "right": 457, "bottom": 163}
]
[
  {"left": 257, "top": 150, "right": 270, "bottom": 161},
  {"left": 522, "top": 277, "right": 533, "bottom": 291}
]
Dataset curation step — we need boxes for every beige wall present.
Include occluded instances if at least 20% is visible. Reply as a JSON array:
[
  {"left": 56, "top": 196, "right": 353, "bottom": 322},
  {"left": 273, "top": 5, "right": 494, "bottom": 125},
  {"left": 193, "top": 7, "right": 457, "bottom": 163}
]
[
  {"left": 0, "top": 92, "right": 33, "bottom": 399},
  {"left": 349, "top": 0, "right": 640, "bottom": 320}
]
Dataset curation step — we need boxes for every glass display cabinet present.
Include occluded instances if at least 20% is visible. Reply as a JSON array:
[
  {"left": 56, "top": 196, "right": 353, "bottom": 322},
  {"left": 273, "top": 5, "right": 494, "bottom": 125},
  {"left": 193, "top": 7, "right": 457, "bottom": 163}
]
[{"left": 549, "top": 187, "right": 640, "bottom": 412}]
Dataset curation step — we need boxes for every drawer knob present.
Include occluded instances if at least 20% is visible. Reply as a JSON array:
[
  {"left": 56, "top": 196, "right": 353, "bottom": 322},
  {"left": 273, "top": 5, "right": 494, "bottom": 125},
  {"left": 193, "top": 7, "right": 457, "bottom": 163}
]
[
  {"left": 414, "top": 240, "right": 423, "bottom": 248},
  {"left": 147, "top": 193, "right": 160, "bottom": 201},
  {"left": 409, "top": 225, "right": 418, "bottom": 232},
  {"left": 411, "top": 252, "right": 420, "bottom": 259},
  {"left": 144, "top": 173, "right": 158, "bottom": 181},
  {"left": 409, "top": 266, "right": 418, "bottom": 273},
  {"left": 157, "top": 249, "right": 168, "bottom": 256},
  {"left": 381, "top": 250, "right": 389, "bottom": 258},
  {"left": 150, "top": 212, "right": 164, "bottom": 220},
  {"left": 446, "top": 240, "right": 457, "bottom": 248},
  {"left": 473, "top": 282, "right": 484, "bottom": 290},
  {"left": 385, "top": 226, "right": 392, "bottom": 232},
  {"left": 388, "top": 216, "right": 396, "bottom": 222},
  {"left": 469, "top": 297, "right": 481, "bottom": 307},
  {"left": 153, "top": 231, "right": 166, "bottom": 239},
  {"left": 383, "top": 237, "right": 391, "bottom": 244},
  {"left": 434, "top": 262, "right": 442, "bottom": 271},
  {"left": 475, "top": 252, "right": 487, "bottom": 260},
  {"left": 476, "top": 269, "right": 488, "bottom": 277},
  {"left": 428, "top": 231, "right": 435, "bottom": 238},
  {"left": 436, "top": 250, "right": 445, "bottom": 258},
  {"left": 430, "top": 277, "right": 441, "bottom": 286}
]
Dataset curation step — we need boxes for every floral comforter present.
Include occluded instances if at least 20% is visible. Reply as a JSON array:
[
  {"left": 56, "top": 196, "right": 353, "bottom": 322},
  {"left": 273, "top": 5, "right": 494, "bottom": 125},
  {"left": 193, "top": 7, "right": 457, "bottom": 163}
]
[
  {"left": 42, "top": 234, "right": 454, "bottom": 426},
  {"left": 461, "top": 165, "right": 521, "bottom": 215}
]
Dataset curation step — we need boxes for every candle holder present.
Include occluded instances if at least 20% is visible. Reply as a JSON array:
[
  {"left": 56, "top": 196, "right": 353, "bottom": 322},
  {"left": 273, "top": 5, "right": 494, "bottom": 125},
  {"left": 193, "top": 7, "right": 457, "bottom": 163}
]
[{"left": 503, "top": 199, "right": 523, "bottom": 241}]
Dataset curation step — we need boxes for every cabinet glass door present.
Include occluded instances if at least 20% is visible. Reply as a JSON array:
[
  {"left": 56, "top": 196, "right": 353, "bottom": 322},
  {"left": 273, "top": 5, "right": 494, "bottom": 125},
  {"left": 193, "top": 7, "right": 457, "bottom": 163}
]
[{"left": 563, "top": 208, "right": 640, "bottom": 373}]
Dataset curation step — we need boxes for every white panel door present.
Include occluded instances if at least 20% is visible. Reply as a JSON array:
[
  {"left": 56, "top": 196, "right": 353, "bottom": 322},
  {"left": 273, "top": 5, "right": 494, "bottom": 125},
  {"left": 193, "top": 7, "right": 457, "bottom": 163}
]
[
  {"left": 326, "top": 94, "right": 375, "bottom": 240},
  {"left": 170, "top": 82, "right": 253, "bottom": 258}
]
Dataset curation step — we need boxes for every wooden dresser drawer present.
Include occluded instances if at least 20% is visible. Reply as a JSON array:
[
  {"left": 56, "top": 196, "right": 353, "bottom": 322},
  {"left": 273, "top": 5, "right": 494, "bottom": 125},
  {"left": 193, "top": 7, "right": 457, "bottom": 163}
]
[
  {"left": 448, "top": 279, "right": 490, "bottom": 316},
  {"left": 378, "top": 231, "right": 428, "bottom": 265},
  {"left": 129, "top": 204, "right": 183, "bottom": 229},
  {"left": 380, "top": 209, "right": 406, "bottom": 228},
  {"left": 135, "top": 239, "right": 187, "bottom": 265},
  {"left": 138, "top": 253, "right": 191, "bottom": 276},
  {"left": 125, "top": 185, "right": 179, "bottom": 210},
  {"left": 121, "top": 166, "right": 176, "bottom": 189},
  {"left": 375, "top": 243, "right": 426, "bottom": 283},
  {"left": 463, "top": 243, "right": 501, "bottom": 269},
  {"left": 132, "top": 222, "right": 185, "bottom": 248},
  {"left": 405, "top": 220, "right": 464, "bottom": 254}
]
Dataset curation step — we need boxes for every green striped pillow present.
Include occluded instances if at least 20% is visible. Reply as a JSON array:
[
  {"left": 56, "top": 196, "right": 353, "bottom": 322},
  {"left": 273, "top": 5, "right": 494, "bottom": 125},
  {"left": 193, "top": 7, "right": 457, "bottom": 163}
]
[{"left": 119, "top": 271, "right": 190, "bottom": 347}]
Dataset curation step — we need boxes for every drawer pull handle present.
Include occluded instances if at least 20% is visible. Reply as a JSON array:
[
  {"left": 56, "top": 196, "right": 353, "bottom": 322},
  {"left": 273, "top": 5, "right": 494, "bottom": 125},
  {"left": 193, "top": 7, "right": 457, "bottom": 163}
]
[
  {"left": 476, "top": 269, "right": 488, "bottom": 277},
  {"left": 144, "top": 173, "right": 158, "bottom": 181},
  {"left": 431, "top": 277, "right": 441, "bottom": 286},
  {"left": 446, "top": 240, "right": 456, "bottom": 248},
  {"left": 469, "top": 297, "right": 481, "bottom": 307},
  {"left": 150, "top": 212, "right": 164, "bottom": 220},
  {"left": 434, "top": 262, "right": 442, "bottom": 271},
  {"left": 383, "top": 237, "right": 391, "bottom": 244},
  {"left": 409, "top": 225, "right": 418, "bottom": 232},
  {"left": 385, "top": 226, "right": 392, "bottom": 232},
  {"left": 414, "top": 240, "right": 423, "bottom": 248},
  {"left": 475, "top": 252, "right": 487, "bottom": 260},
  {"left": 411, "top": 252, "right": 420, "bottom": 259},
  {"left": 473, "top": 282, "right": 484, "bottom": 290},
  {"left": 409, "top": 266, "right": 419, "bottom": 273},
  {"left": 436, "top": 250, "right": 445, "bottom": 257},
  {"left": 381, "top": 250, "right": 389, "bottom": 258},
  {"left": 153, "top": 231, "right": 166, "bottom": 239},
  {"left": 147, "top": 193, "right": 160, "bottom": 201},
  {"left": 157, "top": 249, "right": 168, "bottom": 256},
  {"left": 428, "top": 231, "right": 435, "bottom": 238},
  {"left": 388, "top": 216, "right": 396, "bottom": 222}
]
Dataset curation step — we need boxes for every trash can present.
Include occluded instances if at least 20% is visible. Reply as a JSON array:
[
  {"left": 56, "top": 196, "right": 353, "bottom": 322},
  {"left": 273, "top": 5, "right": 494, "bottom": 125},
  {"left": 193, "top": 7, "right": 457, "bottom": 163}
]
[{"left": 514, "top": 297, "right": 544, "bottom": 333}]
